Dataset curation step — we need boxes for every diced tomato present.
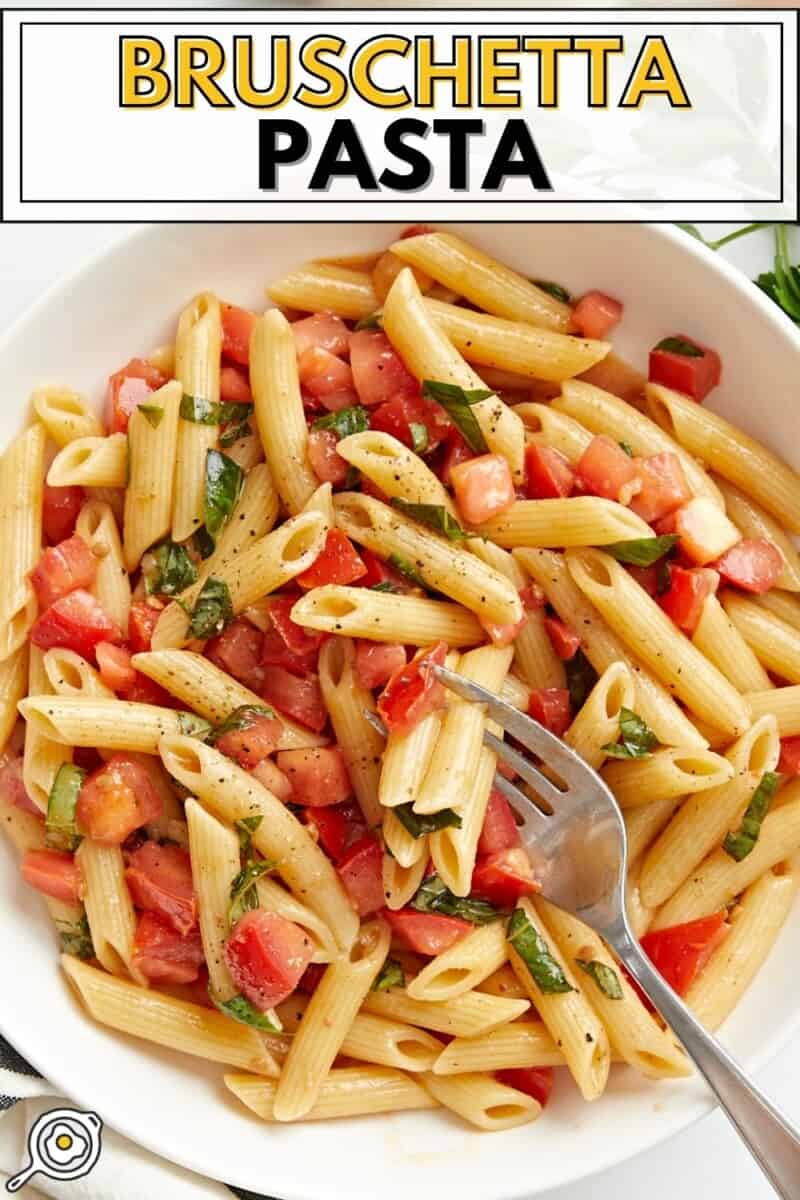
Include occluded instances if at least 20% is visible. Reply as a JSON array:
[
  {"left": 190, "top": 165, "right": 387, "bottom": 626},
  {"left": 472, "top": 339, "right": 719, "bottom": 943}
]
[
  {"left": 520, "top": 583, "right": 545, "bottom": 610},
  {"left": 359, "top": 476, "right": 390, "bottom": 503},
  {"left": 370, "top": 394, "right": 450, "bottom": 455},
  {"left": 30, "top": 535, "right": 97, "bottom": 611},
  {"left": 674, "top": 497, "right": 740, "bottom": 566},
  {"left": 779, "top": 737, "right": 800, "bottom": 775},
  {"left": 544, "top": 615, "right": 581, "bottom": 660},
  {"left": 337, "top": 835, "right": 384, "bottom": 917},
  {"left": 125, "top": 841, "right": 197, "bottom": 935},
  {"left": 0, "top": 753, "right": 39, "bottom": 815},
  {"left": 260, "top": 667, "right": 328, "bottom": 733},
  {"left": 76, "top": 754, "right": 163, "bottom": 845},
  {"left": 21, "top": 849, "right": 81, "bottom": 904},
  {"left": 307, "top": 428, "right": 349, "bottom": 486},
  {"left": 629, "top": 453, "right": 691, "bottom": 524},
  {"left": 627, "top": 564, "right": 660, "bottom": 596},
  {"left": 571, "top": 291, "right": 623, "bottom": 340},
  {"left": 217, "top": 712, "right": 283, "bottom": 770},
  {"left": 357, "top": 548, "right": 411, "bottom": 592},
  {"left": 496, "top": 1066, "right": 554, "bottom": 1108},
  {"left": 477, "top": 788, "right": 520, "bottom": 856},
  {"left": 42, "top": 484, "right": 84, "bottom": 546},
  {"left": 658, "top": 565, "right": 717, "bottom": 634},
  {"left": 297, "top": 962, "right": 327, "bottom": 995},
  {"left": 250, "top": 757, "right": 294, "bottom": 802},
  {"left": 528, "top": 688, "right": 571, "bottom": 737},
  {"left": 471, "top": 846, "right": 539, "bottom": 908},
  {"left": 120, "top": 672, "right": 173, "bottom": 707},
  {"left": 30, "top": 589, "right": 121, "bottom": 660},
  {"left": 298, "top": 347, "right": 359, "bottom": 412},
  {"left": 268, "top": 594, "right": 325, "bottom": 662},
  {"left": 296, "top": 530, "right": 367, "bottom": 590},
  {"left": 219, "top": 365, "right": 252, "bottom": 406},
  {"left": 355, "top": 641, "right": 406, "bottom": 690},
  {"left": 95, "top": 642, "right": 136, "bottom": 693},
  {"left": 304, "top": 799, "right": 366, "bottom": 863},
  {"left": 439, "top": 426, "right": 474, "bottom": 485},
  {"left": 224, "top": 909, "right": 314, "bottom": 1011},
  {"left": 451, "top": 455, "right": 515, "bottom": 525},
  {"left": 377, "top": 641, "right": 448, "bottom": 735},
  {"left": 206, "top": 618, "right": 265, "bottom": 692},
  {"left": 575, "top": 435, "right": 639, "bottom": 503},
  {"left": 291, "top": 312, "right": 350, "bottom": 360},
  {"left": 350, "top": 331, "right": 419, "bottom": 408},
  {"left": 221, "top": 303, "right": 257, "bottom": 366},
  {"left": 383, "top": 908, "right": 471, "bottom": 956},
  {"left": 260, "top": 629, "right": 317, "bottom": 678},
  {"left": 107, "top": 358, "right": 168, "bottom": 434},
  {"left": 524, "top": 443, "right": 575, "bottom": 500},
  {"left": 641, "top": 912, "right": 729, "bottom": 996},
  {"left": 715, "top": 538, "right": 783, "bottom": 595},
  {"left": 133, "top": 910, "right": 205, "bottom": 985},
  {"left": 649, "top": 336, "right": 722, "bottom": 403},
  {"left": 128, "top": 601, "right": 161, "bottom": 654},
  {"left": 275, "top": 747, "right": 351, "bottom": 807},
  {"left": 480, "top": 610, "right": 528, "bottom": 649}
]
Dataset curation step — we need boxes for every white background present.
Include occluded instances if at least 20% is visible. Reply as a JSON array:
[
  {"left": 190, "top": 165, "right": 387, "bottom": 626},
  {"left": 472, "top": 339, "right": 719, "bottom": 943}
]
[{"left": 1, "top": 220, "right": 799, "bottom": 1199}]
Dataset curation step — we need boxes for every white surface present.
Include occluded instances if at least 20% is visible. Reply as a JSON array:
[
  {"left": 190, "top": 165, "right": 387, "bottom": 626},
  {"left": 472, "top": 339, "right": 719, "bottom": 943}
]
[{"left": 0, "top": 222, "right": 799, "bottom": 1200}]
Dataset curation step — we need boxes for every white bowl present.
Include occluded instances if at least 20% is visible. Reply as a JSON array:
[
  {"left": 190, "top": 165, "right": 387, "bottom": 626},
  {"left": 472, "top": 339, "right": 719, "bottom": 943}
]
[{"left": 2, "top": 222, "right": 799, "bottom": 1200}]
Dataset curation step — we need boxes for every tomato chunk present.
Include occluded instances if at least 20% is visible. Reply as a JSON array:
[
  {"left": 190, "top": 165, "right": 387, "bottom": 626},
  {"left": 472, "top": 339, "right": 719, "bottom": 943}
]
[
  {"left": 544, "top": 615, "right": 581, "bottom": 660},
  {"left": 128, "top": 601, "right": 161, "bottom": 654},
  {"left": 304, "top": 799, "right": 366, "bottom": 864},
  {"left": 355, "top": 641, "right": 406, "bottom": 690},
  {"left": 224, "top": 909, "right": 314, "bottom": 1010},
  {"left": 496, "top": 1067, "right": 554, "bottom": 1108},
  {"left": 206, "top": 618, "right": 265, "bottom": 692},
  {"left": 298, "top": 347, "right": 359, "bottom": 412},
  {"left": 337, "top": 835, "right": 384, "bottom": 917},
  {"left": 571, "top": 291, "right": 622, "bottom": 340},
  {"left": 715, "top": 538, "right": 783, "bottom": 595},
  {"left": 779, "top": 736, "right": 800, "bottom": 775},
  {"left": 451, "top": 455, "right": 515, "bottom": 525},
  {"left": 477, "top": 788, "right": 521, "bottom": 856},
  {"left": 575, "top": 435, "right": 639, "bottom": 503},
  {"left": 658, "top": 565, "right": 717, "bottom": 634},
  {"left": 439, "top": 426, "right": 474, "bottom": 485},
  {"left": 480, "top": 610, "right": 528, "bottom": 649},
  {"left": 276, "top": 747, "right": 352, "bottom": 807},
  {"left": 216, "top": 712, "right": 283, "bottom": 770},
  {"left": 357, "top": 548, "right": 412, "bottom": 593},
  {"left": 221, "top": 303, "right": 256, "bottom": 366},
  {"left": 307, "top": 428, "right": 349, "bottom": 486},
  {"left": 219, "top": 365, "right": 252, "bottom": 406},
  {"left": 125, "top": 841, "right": 197, "bottom": 935},
  {"left": 42, "top": 484, "right": 84, "bottom": 546},
  {"left": 370, "top": 394, "right": 449, "bottom": 455},
  {"left": 296, "top": 530, "right": 367, "bottom": 590},
  {"left": 629, "top": 453, "right": 691, "bottom": 524},
  {"left": 674, "top": 497, "right": 740, "bottom": 566},
  {"left": 350, "top": 331, "right": 419, "bottom": 408},
  {"left": 260, "top": 667, "right": 328, "bottom": 732},
  {"left": 107, "top": 358, "right": 167, "bottom": 434},
  {"left": 528, "top": 688, "right": 571, "bottom": 737},
  {"left": 250, "top": 757, "right": 294, "bottom": 802},
  {"left": 30, "top": 535, "right": 97, "bottom": 611},
  {"left": 377, "top": 641, "right": 448, "bottom": 734},
  {"left": 383, "top": 908, "right": 470, "bottom": 956},
  {"left": 76, "top": 754, "right": 163, "bottom": 845},
  {"left": 471, "top": 847, "right": 539, "bottom": 908},
  {"left": 96, "top": 642, "right": 136, "bottom": 693},
  {"left": 649, "top": 336, "right": 722, "bottom": 403},
  {"left": 291, "top": 312, "right": 350, "bottom": 360},
  {"left": 133, "top": 910, "right": 205, "bottom": 984},
  {"left": 260, "top": 629, "right": 317, "bottom": 678},
  {"left": 0, "top": 753, "right": 39, "bottom": 815},
  {"left": 21, "top": 849, "right": 80, "bottom": 904},
  {"left": 30, "top": 589, "right": 121, "bottom": 660},
  {"left": 120, "top": 672, "right": 173, "bottom": 707},
  {"left": 641, "top": 912, "right": 729, "bottom": 995},
  {"left": 268, "top": 594, "right": 325, "bottom": 663},
  {"left": 524, "top": 443, "right": 575, "bottom": 500}
]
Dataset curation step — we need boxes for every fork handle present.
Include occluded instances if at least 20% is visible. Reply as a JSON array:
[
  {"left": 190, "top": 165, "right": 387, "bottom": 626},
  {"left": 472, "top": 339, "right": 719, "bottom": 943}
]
[{"left": 611, "top": 924, "right": 800, "bottom": 1199}]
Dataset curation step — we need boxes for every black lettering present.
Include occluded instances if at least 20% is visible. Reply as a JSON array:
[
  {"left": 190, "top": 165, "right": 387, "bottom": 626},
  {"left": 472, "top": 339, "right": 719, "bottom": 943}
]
[
  {"left": 258, "top": 120, "right": 310, "bottom": 190},
  {"left": 433, "top": 119, "right": 483, "bottom": 190},
  {"left": 481, "top": 119, "right": 552, "bottom": 191},
  {"left": 380, "top": 119, "right": 431, "bottom": 191},
  {"left": 309, "top": 119, "right": 378, "bottom": 190}
]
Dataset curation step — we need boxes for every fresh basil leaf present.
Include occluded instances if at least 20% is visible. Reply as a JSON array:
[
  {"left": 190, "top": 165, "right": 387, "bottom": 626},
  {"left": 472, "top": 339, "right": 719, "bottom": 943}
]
[
  {"left": 354, "top": 312, "right": 383, "bottom": 331},
  {"left": 181, "top": 394, "right": 219, "bottom": 424},
  {"left": 181, "top": 576, "right": 234, "bottom": 639},
  {"left": 209, "top": 705, "right": 277, "bottom": 745},
  {"left": 229, "top": 858, "right": 276, "bottom": 924},
  {"left": 370, "top": 580, "right": 404, "bottom": 594},
  {"left": 421, "top": 380, "right": 491, "bottom": 454},
  {"left": 391, "top": 499, "right": 467, "bottom": 542},
  {"left": 409, "top": 422, "right": 429, "bottom": 454},
  {"left": 205, "top": 450, "right": 243, "bottom": 539},
  {"left": 144, "top": 540, "right": 198, "bottom": 597},
  {"left": 618, "top": 441, "right": 634, "bottom": 458},
  {"left": 723, "top": 771, "right": 781, "bottom": 862},
  {"left": 176, "top": 711, "right": 213, "bottom": 739},
  {"left": 387, "top": 553, "right": 428, "bottom": 589},
  {"left": 533, "top": 280, "right": 571, "bottom": 304},
  {"left": 564, "top": 650, "right": 598, "bottom": 712},
  {"left": 654, "top": 336, "right": 704, "bottom": 358},
  {"left": 193, "top": 527, "right": 215, "bottom": 560},
  {"left": 656, "top": 558, "right": 672, "bottom": 595},
  {"left": 312, "top": 406, "right": 370, "bottom": 440},
  {"left": 755, "top": 225, "right": 800, "bottom": 326},
  {"left": 218, "top": 405, "right": 253, "bottom": 447},
  {"left": 507, "top": 908, "right": 574, "bottom": 994},
  {"left": 411, "top": 874, "right": 501, "bottom": 925},
  {"left": 602, "top": 707, "right": 658, "bottom": 759},
  {"left": 45, "top": 764, "right": 86, "bottom": 852},
  {"left": 575, "top": 958, "right": 623, "bottom": 999},
  {"left": 235, "top": 815, "right": 263, "bottom": 854},
  {"left": 56, "top": 913, "right": 94, "bottom": 960},
  {"left": 212, "top": 992, "right": 282, "bottom": 1032},
  {"left": 394, "top": 803, "right": 462, "bottom": 838},
  {"left": 372, "top": 957, "right": 405, "bottom": 992},
  {"left": 605, "top": 535, "right": 679, "bottom": 568},
  {"left": 138, "top": 404, "right": 164, "bottom": 429},
  {"left": 675, "top": 223, "right": 706, "bottom": 244}
]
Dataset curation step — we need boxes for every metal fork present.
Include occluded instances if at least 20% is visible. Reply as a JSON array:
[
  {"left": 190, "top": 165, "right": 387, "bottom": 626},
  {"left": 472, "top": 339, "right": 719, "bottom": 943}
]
[{"left": 427, "top": 664, "right": 800, "bottom": 1198}]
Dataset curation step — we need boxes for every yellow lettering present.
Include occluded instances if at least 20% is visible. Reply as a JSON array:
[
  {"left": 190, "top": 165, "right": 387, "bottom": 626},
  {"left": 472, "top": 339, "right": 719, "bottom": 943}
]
[
  {"left": 620, "top": 36, "right": 691, "bottom": 108},
  {"left": 175, "top": 37, "right": 231, "bottom": 107},
  {"left": 416, "top": 35, "right": 471, "bottom": 107},
  {"left": 480, "top": 38, "right": 521, "bottom": 107},
  {"left": 294, "top": 35, "right": 348, "bottom": 108},
  {"left": 574, "top": 36, "right": 623, "bottom": 108},
  {"left": 523, "top": 37, "right": 572, "bottom": 107},
  {"left": 234, "top": 35, "right": 290, "bottom": 108},
  {"left": 120, "top": 37, "right": 170, "bottom": 107},
  {"left": 351, "top": 36, "right": 412, "bottom": 108}
]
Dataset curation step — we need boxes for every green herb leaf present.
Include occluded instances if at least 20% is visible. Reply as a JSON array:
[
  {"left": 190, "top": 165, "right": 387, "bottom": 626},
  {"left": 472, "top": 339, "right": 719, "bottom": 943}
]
[
  {"left": 723, "top": 771, "right": 781, "bottom": 861},
  {"left": 387, "top": 553, "right": 428, "bottom": 589},
  {"left": 144, "top": 540, "right": 198, "bottom": 597},
  {"left": 533, "top": 280, "right": 571, "bottom": 304},
  {"left": 235, "top": 815, "right": 263, "bottom": 854},
  {"left": 372, "top": 957, "right": 405, "bottom": 992},
  {"left": 229, "top": 858, "right": 276, "bottom": 924},
  {"left": 564, "top": 650, "right": 598, "bottom": 712},
  {"left": 209, "top": 705, "right": 277, "bottom": 745},
  {"left": 507, "top": 908, "right": 574, "bottom": 994},
  {"left": 421, "top": 380, "right": 491, "bottom": 454},
  {"left": 56, "top": 913, "right": 94, "bottom": 960},
  {"left": 394, "top": 804, "right": 462, "bottom": 838},
  {"left": 205, "top": 450, "right": 243, "bottom": 539},
  {"left": 411, "top": 874, "right": 501, "bottom": 925},
  {"left": 409, "top": 422, "right": 429, "bottom": 454},
  {"left": 46, "top": 763, "right": 86, "bottom": 852},
  {"left": 354, "top": 312, "right": 383, "bottom": 331},
  {"left": 176, "top": 711, "right": 213, "bottom": 739},
  {"left": 193, "top": 527, "right": 216, "bottom": 560},
  {"left": 370, "top": 580, "right": 404, "bottom": 594},
  {"left": 656, "top": 558, "right": 672, "bottom": 595},
  {"left": 618, "top": 441, "right": 634, "bottom": 458},
  {"left": 675, "top": 223, "right": 706, "bottom": 244},
  {"left": 602, "top": 707, "right": 658, "bottom": 759},
  {"left": 181, "top": 576, "right": 234, "bottom": 639},
  {"left": 312, "top": 406, "right": 370, "bottom": 441},
  {"left": 654, "top": 336, "right": 704, "bottom": 358},
  {"left": 219, "top": 405, "right": 253, "bottom": 447},
  {"left": 138, "top": 404, "right": 165, "bottom": 429},
  {"left": 575, "top": 958, "right": 623, "bottom": 999},
  {"left": 181, "top": 394, "right": 219, "bottom": 424},
  {"left": 391, "top": 499, "right": 467, "bottom": 542},
  {"left": 605, "top": 535, "right": 679, "bottom": 568},
  {"left": 755, "top": 225, "right": 800, "bottom": 326},
  {"left": 212, "top": 992, "right": 282, "bottom": 1032}
]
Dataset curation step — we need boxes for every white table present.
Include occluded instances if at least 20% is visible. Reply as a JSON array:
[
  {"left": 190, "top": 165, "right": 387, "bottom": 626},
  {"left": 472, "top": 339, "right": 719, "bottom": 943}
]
[{"left": 1, "top": 221, "right": 798, "bottom": 1200}]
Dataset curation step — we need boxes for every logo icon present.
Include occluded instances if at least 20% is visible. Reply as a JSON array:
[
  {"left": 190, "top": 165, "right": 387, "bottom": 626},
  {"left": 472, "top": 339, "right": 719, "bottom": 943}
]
[{"left": 5, "top": 1107, "right": 103, "bottom": 1192}]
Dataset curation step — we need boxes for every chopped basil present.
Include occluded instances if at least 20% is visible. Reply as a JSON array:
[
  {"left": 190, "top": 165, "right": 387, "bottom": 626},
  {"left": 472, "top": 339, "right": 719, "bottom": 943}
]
[
  {"left": 180, "top": 576, "right": 234, "bottom": 639},
  {"left": 575, "top": 958, "right": 623, "bottom": 999},
  {"left": 45, "top": 763, "right": 86, "bottom": 852},
  {"left": 656, "top": 558, "right": 672, "bottom": 595},
  {"left": 235, "top": 815, "right": 263, "bottom": 854},
  {"left": 312, "top": 405, "right": 370, "bottom": 440},
  {"left": 205, "top": 450, "right": 243, "bottom": 539},
  {"left": 209, "top": 705, "right": 277, "bottom": 745},
  {"left": 394, "top": 803, "right": 462, "bottom": 838},
  {"left": 181, "top": 394, "right": 218, "bottom": 423},
  {"left": 618, "top": 441, "right": 634, "bottom": 458},
  {"left": 138, "top": 404, "right": 164, "bottom": 429},
  {"left": 372, "top": 957, "right": 405, "bottom": 992},
  {"left": 605, "top": 535, "right": 679, "bottom": 568},
  {"left": 176, "top": 711, "right": 213, "bottom": 740},
  {"left": 409, "top": 422, "right": 429, "bottom": 454},
  {"left": 387, "top": 553, "right": 427, "bottom": 589},
  {"left": 564, "top": 650, "right": 598, "bottom": 712},
  {"left": 193, "top": 527, "right": 216, "bottom": 560},
  {"left": 507, "top": 908, "right": 574, "bottom": 994},
  {"left": 654, "top": 336, "right": 704, "bottom": 358},
  {"left": 755, "top": 226, "right": 800, "bottom": 328},
  {"left": 391, "top": 499, "right": 467, "bottom": 542},
  {"left": 144, "top": 539, "right": 198, "bottom": 597},
  {"left": 219, "top": 407, "right": 253, "bottom": 447},
  {"left": 354, "top": 312, "right": 383, "bottom": 331},
  {"left": 533, "top": 280, "right": 571, "bottom": 304},
  {"left": 370, "top": 580, "right": 404, "bottom": 594},
  {"left": 602, "top": 707, "right": 658, "bottom": 759},
  {"left": 212, "top": 992, "right": 282, "bottom": 1032},
  {"left": 421, "top": 380, "right": 492, "bottom": 454},
  {"left": 56, "top": 913, "right": 94, "bottom": 960},
  {"left": 411, "top": 874, "right": 501, "bottom": 925},
  {"left": 229, "top": 858, "right": 275, "bottom": 924},
  {"left": 723, "top": 771, "right": 781, "bottom": 862}
]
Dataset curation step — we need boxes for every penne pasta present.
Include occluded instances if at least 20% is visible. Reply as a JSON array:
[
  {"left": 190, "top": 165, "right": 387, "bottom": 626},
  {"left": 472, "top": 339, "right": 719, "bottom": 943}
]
[
  {"left": 475, "top": 497, "right": 652, "bottom": 548},
  {"left": 429, "top": 718, "right": 500, "bottom": 897},
  {"left": 318, "top": 637, "right": 384, "bottom": 827},
  {"left": 0, "top": 423, "right": 45, "bottom": 663},
  {"left": 31, "top": 386, "right": 104, "bottom": 445},
  {"left": 422, "top": 1071, "right": 541, "bottom": 1131},
  {"left": 715, "top": 477, "right": 800, "bottom": 592},
  {"left": 184, "top": 799, "right": 241, "bottom": 1001},
  {"left": 22, "top": 647, "right": 72, "bottom": 813},
  {"left": 335, "top": 430, "right": 455, "bottom": 513},
  {"left": 722, "top": 591, "right": 800, "bottom": 683},
  {"left": 123, "top": 380, "right": 182, "bottom": 571},
  {"left": 76, "top": 839, "right": 139, "bottom": 980},
  {"left": 755, "top": 589, "right": 800, "bottom": 632},
  {"left": 381, "top": 849, "right": 428, "bottom": 911},
  {"left": 226, "top": 1066, "right": 436, "bottom": 1122},
  {"left": 407, "top": 921, "right": 508, "bottom": 1002},
  {"left": 432, "top": 1020, "right": 564, "bottom": 1074},
  {"left": 564, "top": 662, "right": 634, "bottom": 769},
  {"left": 746, "top": 686, "right": 800, "bottom": 737},
  {"left": 691, "top": 595, "right": 772, "bottom": 693},
  {"left": 19, "top": 695, "right": 207, "bottom": 755},
  {"left": 0, "top": 647, "right": 27, "bottom": 752},
  {"left": 47, "top": 433, "right": 128, "bottom": 489},
  {"left": 76, "top": 500, "right": 132, "bottom": 638},
  {"left": 601, "top": 747, "right": 735, "bottom": 809},
  {"left": 362, "top": 986, "right": 529, "bottom": 1038},
  {"left": 378, "top": 651, "right": 460, "bottom": 810},
  {"left": 276, "top": 994, "right": 442, "bottom": 1073},
  {"left": 514, "top": 401, "right": 592, "bottom": 465},
  {"left": 292, "top": 586, "right": 484, "bottom": 648},
  {"left": 172, "top": 292, "right": 222, "bottom": 542},
  {"left": 267, "top": 263, "right": 378, "bottom": 321}
]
